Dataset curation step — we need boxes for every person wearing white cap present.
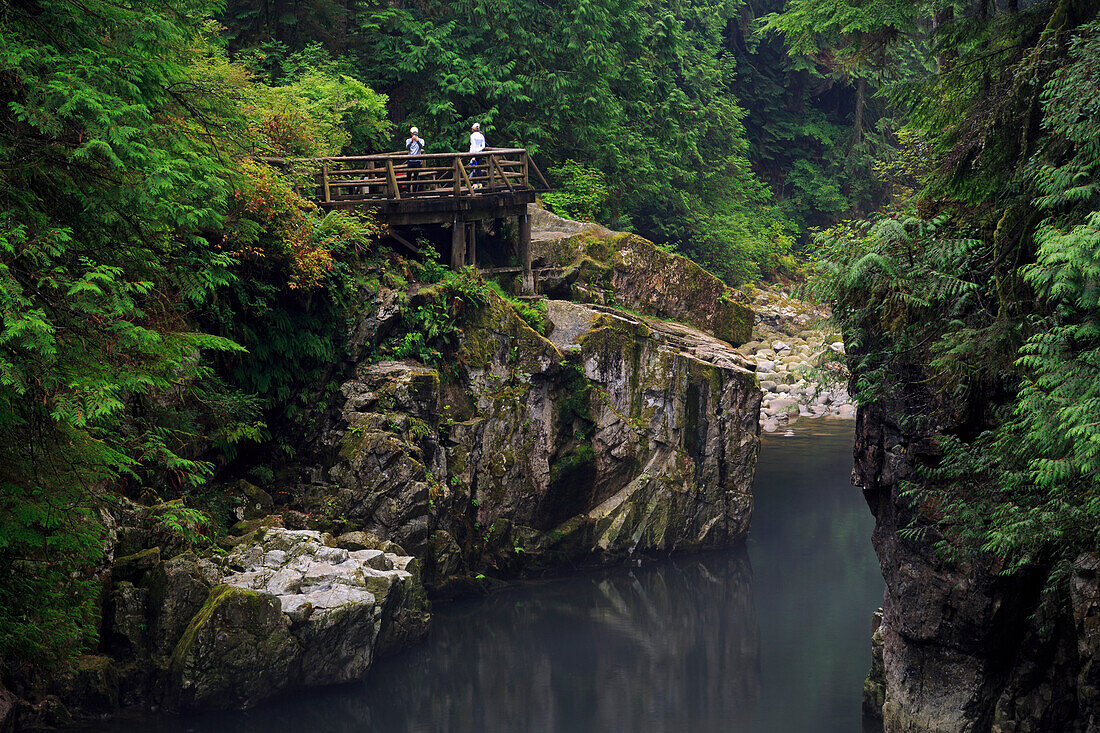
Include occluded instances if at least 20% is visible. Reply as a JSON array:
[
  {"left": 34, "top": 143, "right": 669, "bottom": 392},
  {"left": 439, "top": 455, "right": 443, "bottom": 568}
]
[
  {"left": 469, "top": 122, "right": 486, "bottom": 187},
  {"left": 405, "top": 126, "right": 426, "bottom": 192}
]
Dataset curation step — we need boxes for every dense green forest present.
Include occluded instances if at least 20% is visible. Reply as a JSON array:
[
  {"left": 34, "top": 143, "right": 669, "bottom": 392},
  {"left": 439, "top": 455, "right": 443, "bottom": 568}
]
[{"left": 4, "top": 0, "right": 1097, "bottom": 687}]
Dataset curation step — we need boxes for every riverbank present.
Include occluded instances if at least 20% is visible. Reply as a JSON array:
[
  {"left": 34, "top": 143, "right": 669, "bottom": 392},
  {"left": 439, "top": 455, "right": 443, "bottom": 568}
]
[{"left": 735, "top": 287, "right": 854, "bottom": 433}]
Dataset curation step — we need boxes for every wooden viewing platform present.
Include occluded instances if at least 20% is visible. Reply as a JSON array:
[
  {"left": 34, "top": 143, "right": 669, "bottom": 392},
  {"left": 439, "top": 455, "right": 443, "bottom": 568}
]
[{"left": 263, "top": 149, "right": 550, "bottom": 289}]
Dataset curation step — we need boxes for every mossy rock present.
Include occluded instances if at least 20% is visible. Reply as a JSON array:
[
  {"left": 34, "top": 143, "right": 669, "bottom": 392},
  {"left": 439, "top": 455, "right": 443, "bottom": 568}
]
[
  {"left": 166, "top": 585, "right": 300, "bottom": 712},
  {"left": 532, "top": 228, "right": 754, "bottom": 344},
  {"left": 233, "top": 480, "right": 273, "bottom": 521},
  {"left": 230, "top": 514, "right": 284, "bottom": 536},
  {"left": 111, "top": 547, "right": 161, "bottom": 582},
  {"left": 53, "top": 655, "right": 119, "bottom": 715}
]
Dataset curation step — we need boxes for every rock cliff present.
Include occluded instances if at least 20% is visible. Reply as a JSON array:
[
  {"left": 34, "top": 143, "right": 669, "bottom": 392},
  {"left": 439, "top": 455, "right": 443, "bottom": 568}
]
[
  {"left": 854, "top": 349, "right": 1100, "bottom": 731},
  {"left": 308, "top": 288, "right": 760, "bottom": 593},
  {"left": 286, "top": 212, "right": 762, "bottom": 595}
]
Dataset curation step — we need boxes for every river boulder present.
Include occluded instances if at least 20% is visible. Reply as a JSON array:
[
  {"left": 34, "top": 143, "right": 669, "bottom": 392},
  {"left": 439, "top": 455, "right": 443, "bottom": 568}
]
[{"left": 161, "top": 528, "right": 428, "bottom": 712}]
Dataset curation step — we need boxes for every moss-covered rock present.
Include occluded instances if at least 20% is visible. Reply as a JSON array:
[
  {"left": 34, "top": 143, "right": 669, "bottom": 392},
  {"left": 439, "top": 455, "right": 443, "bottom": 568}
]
[
  {"left": 153, "top": 527, "right": 431, "bottom": 713},
  {"left": 312, "top": 276, "right": 759, "bottom": 590},
  {"left": 166, "top": 585, "right": 300, "bottom": 711},
  {"left": 110, "top": 547, "right": 161, "bottom": 582},
  {"left": 52, "top": 655, "right": 119, "bottom": 716},
  {"left": 529, "top": 206, "right": 754, "bottom": 345}
]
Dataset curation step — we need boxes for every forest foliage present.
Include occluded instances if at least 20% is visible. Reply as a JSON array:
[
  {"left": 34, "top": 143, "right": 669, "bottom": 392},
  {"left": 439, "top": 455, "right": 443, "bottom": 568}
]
[
  {"left": 219, "top": 0, "right": 889, "bottom": 282},
  {"left": 0, "top": 0, "right": 385, "bottom": 666},
  {"left": 0, "top": 0, "right": 911, "bottom": 673},
  {"left": 805, "top": 0, "right": 1100, "bottom": 583}
]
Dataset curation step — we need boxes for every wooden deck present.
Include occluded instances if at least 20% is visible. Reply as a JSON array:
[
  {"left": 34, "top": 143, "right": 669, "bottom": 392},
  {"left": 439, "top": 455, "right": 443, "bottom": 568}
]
[{"left": 263, "top": 149, "right": 549, "bottom": 288}]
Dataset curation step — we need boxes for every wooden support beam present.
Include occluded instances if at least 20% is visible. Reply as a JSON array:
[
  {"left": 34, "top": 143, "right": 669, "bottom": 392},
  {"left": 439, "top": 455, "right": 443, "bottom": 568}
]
[
  {"left": 467, "top": 223, "right": 477, "bottom": 268},
  {"left": 451, "top": 219, "right": 466, "bottom": 270},
  {"left": 458, "top": 159, "right": 474, "bottom": 194},
  {"left": 386, "top": 228, "right": 420, "bottom": 256},
  {"left": 322, "top": 161, "right": 331, "bottom": 202},
  {"left": 490, "top": 155, "right": 514, "bottom": 192},
  {"left": 519, "top": 212, "right": 533, "bottom": 294},
  {"left": 526, "top": 153, "right": 550, "bottom": 190}
]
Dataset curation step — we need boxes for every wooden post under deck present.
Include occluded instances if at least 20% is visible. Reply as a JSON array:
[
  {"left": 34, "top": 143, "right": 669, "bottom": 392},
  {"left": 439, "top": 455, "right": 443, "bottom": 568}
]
[
  {"left": 451, "top": 219, "right": 466, "bottom": 269},
  {"left": 518, "top": 212, "right": 533, "bottom": 294},
  {"left": 467, "top": 223, "right": 477, "bottom": 268}
]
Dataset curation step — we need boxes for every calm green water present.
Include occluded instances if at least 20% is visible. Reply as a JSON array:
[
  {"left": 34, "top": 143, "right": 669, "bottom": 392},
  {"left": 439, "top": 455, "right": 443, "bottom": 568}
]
[{"left": 91, "top": 419, "right": 881, "bottom": 733}]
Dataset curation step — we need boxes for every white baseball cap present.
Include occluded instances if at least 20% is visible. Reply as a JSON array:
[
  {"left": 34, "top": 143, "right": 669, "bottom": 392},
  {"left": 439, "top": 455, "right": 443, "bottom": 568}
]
[
  {"left": 410, "top": 126, "right": 419, "bottom": 134},
  {"left": 472, "top": 122, "right": 480, "bottom": 130}
]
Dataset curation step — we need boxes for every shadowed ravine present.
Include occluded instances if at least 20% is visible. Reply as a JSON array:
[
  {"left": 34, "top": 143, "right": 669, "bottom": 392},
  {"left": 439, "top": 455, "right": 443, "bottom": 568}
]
[{"left": 87, "top": 420, "right": 879, "bottom": 733}]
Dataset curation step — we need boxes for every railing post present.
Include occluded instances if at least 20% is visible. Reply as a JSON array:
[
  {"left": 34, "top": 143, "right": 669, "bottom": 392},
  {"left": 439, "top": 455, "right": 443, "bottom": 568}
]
[
  {"left": 453, "top": 157, "right": 461, "bottom": 198},
  {"left": 519, "top": 211, "right": 533, "bottom": 294},
  {"left": 322, "top": 161, "right": 331, "bottom": 202},
  {"left": 386, "top": 159, "right": 401, "bottom": 200}
]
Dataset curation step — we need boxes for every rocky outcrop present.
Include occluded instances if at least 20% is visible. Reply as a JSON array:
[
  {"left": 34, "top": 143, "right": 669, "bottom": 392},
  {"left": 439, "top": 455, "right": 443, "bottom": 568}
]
[
  {"left": 22, "top": 524, "right": 429, "bottom": 724},
  {"left": 528, "top": 206, "right": 754, "bottom": 345},
  {"left": 164, "top": 528, "right": 428, "bottom": 712},
  {"left": 854, "top": 360, "right": 1100, "bottom": 731},
  {"left": 311, "top": 285, "right": 760, "bottom": 591}
]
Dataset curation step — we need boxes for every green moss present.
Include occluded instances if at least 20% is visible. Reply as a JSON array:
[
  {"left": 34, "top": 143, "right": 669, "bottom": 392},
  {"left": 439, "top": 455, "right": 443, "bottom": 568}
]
[
  {"left": 168, "top": 584, "right": 235, "bottom": 671},
  {"left": 112, "top": 547, "right": 161, "bottom": 581}
]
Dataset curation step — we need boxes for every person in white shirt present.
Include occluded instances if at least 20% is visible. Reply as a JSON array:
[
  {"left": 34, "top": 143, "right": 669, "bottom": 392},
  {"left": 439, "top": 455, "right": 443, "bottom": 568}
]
[
  {"left": 405, "top": 126, "right": 426, "bottom": 191},
  {"left": 469, "top": 122, "right": 486, "bottom": 186}
]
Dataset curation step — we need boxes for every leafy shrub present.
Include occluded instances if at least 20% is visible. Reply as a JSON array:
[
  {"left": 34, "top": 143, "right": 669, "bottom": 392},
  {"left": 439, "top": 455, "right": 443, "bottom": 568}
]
[
  {"left": 543, "top": 160, "right": 609, "bottom": 222},
  {"left": 381, "top": 267, "right": 493, "bottom": 365}
]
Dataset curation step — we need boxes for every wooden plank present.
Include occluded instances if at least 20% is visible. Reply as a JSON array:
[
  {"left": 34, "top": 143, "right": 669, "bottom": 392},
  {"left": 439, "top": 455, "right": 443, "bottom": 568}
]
[
  {"left": 322, "top": 162, "right": 331, "bottom": 202},
  {"left": 386, "top": 160, "right": 401, "bottom": 200},
  {"left": 266, "top": 149, "right": 529, "bottom": 164},
  {"left": 387, "top": 228, "right": 420, "bottom": 256}
]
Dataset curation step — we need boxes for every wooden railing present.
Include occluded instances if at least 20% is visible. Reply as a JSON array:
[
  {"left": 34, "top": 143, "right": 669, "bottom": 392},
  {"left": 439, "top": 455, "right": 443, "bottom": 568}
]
[{"left": 262, "top": 148, "right": 550, "bottom": 203}]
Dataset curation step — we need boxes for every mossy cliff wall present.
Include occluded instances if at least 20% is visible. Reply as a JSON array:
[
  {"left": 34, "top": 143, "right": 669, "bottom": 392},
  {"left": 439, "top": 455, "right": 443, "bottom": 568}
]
[
  {"left": 310, "top": 288, "right": 760, "bottom": 594},
  {"left": 527, "top": 206, "right": 754, "bottom": 345},
  {"left": 298, "top": 213, "right": 761, "bottom": 593}
]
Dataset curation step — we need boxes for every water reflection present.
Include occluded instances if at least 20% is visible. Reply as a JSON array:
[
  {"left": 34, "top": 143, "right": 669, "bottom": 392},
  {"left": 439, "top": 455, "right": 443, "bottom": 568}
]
[{"left": 366, "top": 551, "right": 759, "bottom": 733}]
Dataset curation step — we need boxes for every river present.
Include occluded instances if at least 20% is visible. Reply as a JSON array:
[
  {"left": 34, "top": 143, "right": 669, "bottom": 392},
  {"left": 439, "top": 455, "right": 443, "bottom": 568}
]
[{"left": 90, "top": 419, "right": 881, "bottom": 733}]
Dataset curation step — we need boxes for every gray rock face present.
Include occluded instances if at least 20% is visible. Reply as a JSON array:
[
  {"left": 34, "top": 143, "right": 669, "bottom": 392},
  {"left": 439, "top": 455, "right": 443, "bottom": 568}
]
[
  {"left": 164, "top": 528, "right": 428, "bottom": 712},
  {"left": 315, "top": 289, "right": 760, "bottom": 588},
  {"left": 855, "top": 391, "right": 1100, "bottom": 731}
]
